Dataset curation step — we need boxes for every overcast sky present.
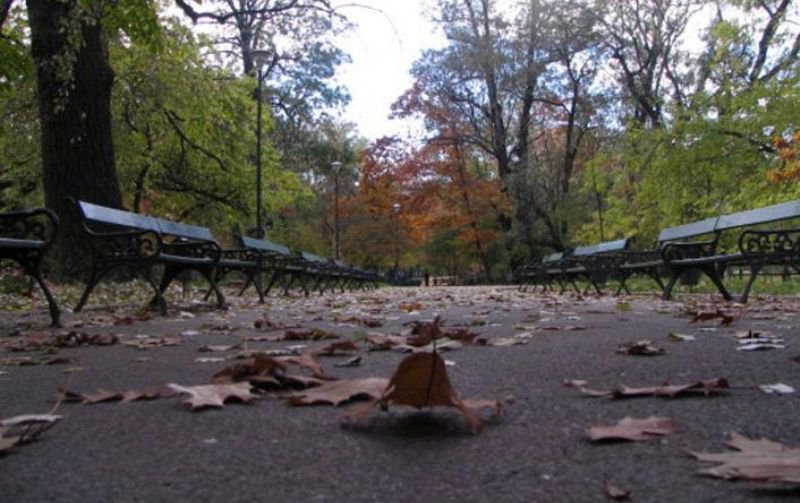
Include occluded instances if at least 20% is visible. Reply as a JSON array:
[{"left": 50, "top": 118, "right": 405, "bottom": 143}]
[{"left": 333, "top": 0, "right": 444, "bottom": 141}]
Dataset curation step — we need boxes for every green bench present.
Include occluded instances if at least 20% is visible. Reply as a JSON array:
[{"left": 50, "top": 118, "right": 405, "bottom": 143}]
[
  {"left": 660, "top": 199, "right": 800, "bottom": 301},
  {"left": 0, "top": 208, "right": 61, "bottom": 326},
  {"left": 554, "top": 238, "right": 630, "bottom": 294},
  {"left": 73, "top": 200, "right": 257, "bottom": 312}
]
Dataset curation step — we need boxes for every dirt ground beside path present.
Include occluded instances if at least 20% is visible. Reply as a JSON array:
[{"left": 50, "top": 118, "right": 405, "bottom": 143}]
[{"left": 1, "top": 286, "right": 799, "bottom": 502}]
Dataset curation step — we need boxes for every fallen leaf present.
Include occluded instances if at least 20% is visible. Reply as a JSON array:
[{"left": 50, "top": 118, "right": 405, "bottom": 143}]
[
  {"left": 0, "top": 414, "right": 61, "bottom": 449},
  {"left": 1, "top": 356, "right": 76, "bottom": 366},
  {"left": 571, "top": 378, "right": 730, "bottom": 399},
  {"left": 315, "top": 340, "right": 359, "bottom": 356},
  {"left": 605, "top": 481, "right": 630, "bottom": 500},
  {"left": 690, "top": 308, "right": 735, "bottom": 325},
  {"left": 690, "top": 432, "right": 800, "bottom": 484},
  {"left": 758, "top": 383, "right": 795, "bottom": 395},
  {"left": 275, "top": 353, "right": 328, "bottom": 379},
  {"left": 487, "top": 336, "right": 528, "bottom": 347},
  {"left": 616, "top": 340, "right": 665, "bottom": 356},
  {"left": 668, "top": 333, "right": 696, "bottom": 342},
  {"left": 399, "top": 302, "right": 423, "bottom": 312},
  {"left": 198, "top": 344, "right": 241, "bottom": 353},
  {"left": 348, "top": 352, "right": 501, "bottom": 433},
  {"left": 167, "top": 382, "right": 257, "bottom": 410},
  {"left": 286, "top": 378, "right": 389, "bottom": 406},
  {"left": 588, "top": 416, "right": 676, "bottom": 442},
  {"left": 123, "top": 335, "right": 183, "bottom": 349},
  {"left": 334, "top": 356, "right": 362, "bottom": 368},
  {"left": 737, "top": 343, "right": 786, "bottom": 351}
]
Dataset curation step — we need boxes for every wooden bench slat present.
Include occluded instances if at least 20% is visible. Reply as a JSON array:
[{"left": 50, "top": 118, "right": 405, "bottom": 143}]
[{"left": 715, "top": 199, "right": 800, "bottom": 231}]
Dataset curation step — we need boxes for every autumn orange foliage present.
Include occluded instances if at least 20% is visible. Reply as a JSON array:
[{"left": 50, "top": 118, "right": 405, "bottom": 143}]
[{"left": 766, "top": 130, "right": 800, "bottom": 182}]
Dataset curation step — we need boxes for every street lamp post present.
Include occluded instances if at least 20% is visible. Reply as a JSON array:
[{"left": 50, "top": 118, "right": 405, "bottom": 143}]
[
  {"left": 331, "top": 161, "right": 342, "bottom": 260},
  {"left": 251, "top": 48, "right": 270, "bottom": 238}
]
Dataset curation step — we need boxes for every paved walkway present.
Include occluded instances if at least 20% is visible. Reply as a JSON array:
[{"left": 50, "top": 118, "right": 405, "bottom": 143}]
[{"left": 1, "top": 286, "right": 798, "bottom": 502}]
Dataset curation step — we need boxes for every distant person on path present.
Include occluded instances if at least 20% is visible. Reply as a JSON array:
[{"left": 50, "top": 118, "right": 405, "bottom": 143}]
[{"left": 424, "top": 270, "right": 430, "bottom": 287}]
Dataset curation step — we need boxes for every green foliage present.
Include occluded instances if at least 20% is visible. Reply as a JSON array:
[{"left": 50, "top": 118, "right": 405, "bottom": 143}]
[
  {"left": 111, "top": 21, "right": 309, "bottom": 238},
  {"left": 99, "top": 0, "right": 163, "bottom": 49}
]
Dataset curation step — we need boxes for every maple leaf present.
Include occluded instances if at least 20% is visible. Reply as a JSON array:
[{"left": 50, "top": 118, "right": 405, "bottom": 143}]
[
  {"left": 349, "top": 352, "right": 501, "bottom": 433},
  {"left": 167, "top": 382, "right": 257, "bottom": 410},
  {"left": 588, "top": 416, "right": 676, "bottom": 442},
  {"left": 286, "top": 378, "right": 389, "bottom": 406},
  {"left": 690, "top": 432, "right": 800, "bottom": 484},
  {"left": 275, "top": 353, "right": 328, "bottom": 379},
  {"left": 212, "top": 354, "right": 287, "bottom": 385},
  {"left": 567, "top": 378, "right": 729, "bottom": 399},
  {"left": 58, "top": 386, "right": 174, "bottom": 404}
]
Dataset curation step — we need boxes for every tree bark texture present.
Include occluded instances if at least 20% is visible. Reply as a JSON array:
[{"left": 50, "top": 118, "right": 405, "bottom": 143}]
[{"left": 27, "top": 0, "right": 123, "bottom": 277}]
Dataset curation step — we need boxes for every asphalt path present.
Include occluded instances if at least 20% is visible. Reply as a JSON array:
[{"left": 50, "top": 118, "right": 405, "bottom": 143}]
[{"left": 1, "top": 286, "right": 798, "bottom": 502}]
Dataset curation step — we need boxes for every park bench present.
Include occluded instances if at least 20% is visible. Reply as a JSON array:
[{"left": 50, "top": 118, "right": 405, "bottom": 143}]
[
  {"left": 73, "top": 200, "right": 254, "bottom": 313},
  {"left": 236, "top": 235, "right": 315, "bottom": 297},
  {"left": 615, "top": 217, "right": 719, "bottom": 296},
  {"left": 517, "top": 252, "right": 565, "bottom": 292},
  {"left": 0, "top": 208, "right": 61, "bottom": 326},
  {"left": 658, "top": 199, "right": 800, "bottom": 302},
  {"left": 554, "top": 238, "right": 630, "bottom": 294}
]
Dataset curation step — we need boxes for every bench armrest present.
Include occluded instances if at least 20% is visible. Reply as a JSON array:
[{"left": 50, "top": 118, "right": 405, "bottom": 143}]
[
  {"left": 661, "top": 239, "right": 717, "bottom": 263},
  {"left": 221, "top": 248, "right": 260, "bottom": 262},
  {"left": 162, "top": 240, "right": 222, "bottom": 262},
  {"left": 739, "top": 227, "right": 800, "bottom": 257},
  {"left": 81, "top": 227, "right": 163, "bottom": 260},
  {"left": 0, "top": 208, "right": 59, "bottom": 244}
]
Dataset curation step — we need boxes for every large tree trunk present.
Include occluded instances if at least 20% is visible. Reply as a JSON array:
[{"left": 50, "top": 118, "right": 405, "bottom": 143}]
[{"left": 27, "top": 0, "right": 123, "bottom": 277}]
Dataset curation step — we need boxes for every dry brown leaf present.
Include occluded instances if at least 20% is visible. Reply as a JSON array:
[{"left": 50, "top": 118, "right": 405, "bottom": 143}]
[
  {"left": 275, "top": 353, "right": 328, "bottom": 379},
  {"left": 0, "top": 428, "right": 21, "bottom": 453},
  {"left": 286, "top": 378, "right": 389, "bottom": 406},
  {"left": 315, "top": 340, "right": 360, "bottom": 356},
  {"left": 167, "top": 382, "right": 257, "bottom": 410},
  {"left": 1, "top": 356, "right": 76, "bottom": 366},
  {"left": 616, "top": 340, "right": 665, "bottom": 356},
  {"left": 0, "top": 414, "right": 61, "bottom": 450},
  {"left": 569, "top": 378, "right": 729, "bottom": 399},
  {"left": 348, "top": 352, "right": 501, "bottom": 433},
  {"left": 604, "top": 482, "right": 630, "bottom": 500},
  {"left": 690, "top": 432, "right": 800, "bottom": 484},
  {"left": 588, "top": 416, "right": 676, "bottom": 442},
  {"left": 365, "top": 334, "right": 407, "bottom": 351},
  {"left": 690, "top": 308, "right": 735, "bottom": 326},
  {"left": 212, "top": 354, "right": 287, "bottom": 384},
  {"left": 58, "top": 386, "right": 174, "bottom": 405}
]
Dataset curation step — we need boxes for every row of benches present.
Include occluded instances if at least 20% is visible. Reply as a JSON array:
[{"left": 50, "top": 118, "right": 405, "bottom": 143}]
[
  {"left": 517, "top": 199, "right": 800, "bottom": 301},
  {"left": 0, "top": 200, "right": 381, "bottom": 327}
]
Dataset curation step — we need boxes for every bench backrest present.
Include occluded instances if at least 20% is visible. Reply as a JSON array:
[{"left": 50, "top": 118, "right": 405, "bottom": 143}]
[
  {"left": 239, "top": 235, "right": 292, "bottom": 256},
  {"left": 572, "top": 238, "right": 629, "bottom": 257},
  {"left": 77, "top": 200, "right": 159, "bottom": 232},
  {"left": 542, "top": 252, "right": 564, "bottom": 263},
  {"left": 77, "top": 200, "right": 215, "bottom": 243},
  {"left": 658, "top": 217, "right": 718, "bottom": 243},
  {"left": 715, "top": 199, "right": 800, "bottom": 232},
  {"left": 154, "top": 218, "right": 214, "bottom": 242},
  {"left": 301, "top": 251, "right": 329, "bottom": 264}
]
